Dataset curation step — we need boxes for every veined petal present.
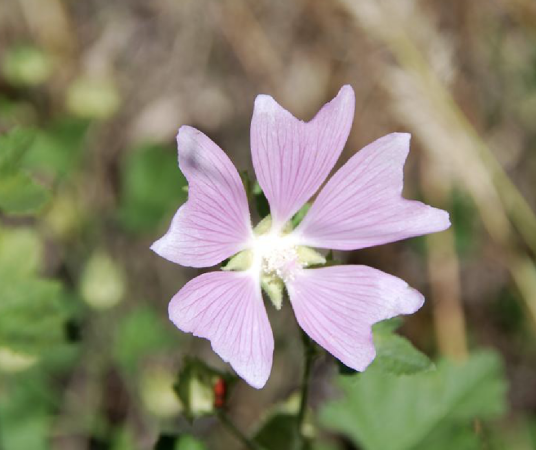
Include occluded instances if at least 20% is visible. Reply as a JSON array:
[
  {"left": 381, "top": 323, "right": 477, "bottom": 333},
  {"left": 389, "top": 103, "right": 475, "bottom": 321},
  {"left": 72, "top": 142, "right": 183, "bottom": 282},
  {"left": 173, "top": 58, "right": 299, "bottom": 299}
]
[
  {"left": 169, "top": 271, "right": 273, "bottom": 389},
  {"left": 286, "top": 265, "right": 424, "bottom": 372},
  {"left": 151, "top": 126, "right": 253, "bottom": 268},
  {"left": 250, "top": 85, "right": 355, "bottom": 228},
  {"left": 294, "top": 133, "right": 450, "bottom": 250}
]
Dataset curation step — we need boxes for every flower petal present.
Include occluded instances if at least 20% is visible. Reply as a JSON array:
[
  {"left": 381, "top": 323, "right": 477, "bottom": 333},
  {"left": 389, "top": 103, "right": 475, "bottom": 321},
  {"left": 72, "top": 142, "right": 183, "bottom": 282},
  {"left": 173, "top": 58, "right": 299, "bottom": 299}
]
[
  {"left": 151, "top": 126, "right": 253, "bottom": 268},
  {"left": 294, "top": 133, "right": 450, "bottom": 250},
  {"left": 169, "top": 271, "right": 273, "bottom": 389},
  {"left": 250, "top": 85, "right": 355, "bottom": 228},
  {"left": 286, "top": 265, "right": 424, "bottom": 372}
]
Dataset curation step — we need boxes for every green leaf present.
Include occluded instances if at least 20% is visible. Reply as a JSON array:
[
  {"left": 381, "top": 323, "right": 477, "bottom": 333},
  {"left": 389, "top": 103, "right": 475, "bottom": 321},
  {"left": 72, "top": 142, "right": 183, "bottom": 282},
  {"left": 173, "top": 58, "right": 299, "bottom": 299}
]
[
  {"left": 321, "top": 351, "right": 507, "bottom": 450},
  {"left": 372, "top": 317, "right": 403, "bottom": 334},
  {"left": 119, "top": 143, "right": 187, "bottom": 234},
  {"left": 413, "top": 423, "right": 480, "bottom": 450},
  {"left": 338, "top": 320, "right": 432, "bottom": 376},
  {"left": 370, "top": 325, "right": 433, "bottom": 375}
]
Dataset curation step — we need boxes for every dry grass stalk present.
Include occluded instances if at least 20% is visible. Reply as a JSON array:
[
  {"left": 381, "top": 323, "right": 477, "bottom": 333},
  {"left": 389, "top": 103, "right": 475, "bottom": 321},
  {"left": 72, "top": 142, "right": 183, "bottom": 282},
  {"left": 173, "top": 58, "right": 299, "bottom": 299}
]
[{"left": 420, "top": 158, "right": 468, "bottom": 360}]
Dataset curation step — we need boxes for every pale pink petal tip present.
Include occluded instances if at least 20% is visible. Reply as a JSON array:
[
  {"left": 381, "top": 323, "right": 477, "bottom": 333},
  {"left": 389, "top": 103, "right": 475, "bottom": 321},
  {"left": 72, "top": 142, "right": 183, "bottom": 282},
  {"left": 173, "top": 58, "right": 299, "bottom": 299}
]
[
  {"left": 168, "top": 271, "right": 274, "bottom": 389},
  {"left": 253, "top": 94, "right": 278, "bottom": 113},
  {"left": 250, "top": 86, "right": 355, "bottom": 226},
  {"left": 287, "top": 265, "right": 425, "bottom": 373},
  {"left": 150, "top": 236, "right": 167, "bottom": 257},
  {"left": 152, "top": 126, "right": 252, "bottom": 268}
]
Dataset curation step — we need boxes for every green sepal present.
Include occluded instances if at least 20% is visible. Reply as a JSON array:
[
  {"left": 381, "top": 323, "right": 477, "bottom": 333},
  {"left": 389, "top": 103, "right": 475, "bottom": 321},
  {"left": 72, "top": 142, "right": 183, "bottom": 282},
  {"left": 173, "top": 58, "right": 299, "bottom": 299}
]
[
  {"left": 221, "top": 250, "right": 253, "bottom": 272},
  {"left": 254, "top": 215, "right": 273, "bottom": 235},
  {"left": 261, "top": 274, "right": 285, "bottom": 310},
  {"left": 297, "top": 246, "right": 326, "bottom": 267}
]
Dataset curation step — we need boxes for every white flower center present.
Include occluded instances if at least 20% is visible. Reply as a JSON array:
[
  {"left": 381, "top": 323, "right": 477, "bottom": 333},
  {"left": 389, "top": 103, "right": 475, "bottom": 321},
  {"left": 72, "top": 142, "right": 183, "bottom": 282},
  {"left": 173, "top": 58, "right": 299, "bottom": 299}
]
[
  {"left": 252, "top": 234, "right": 300, "bottom": 283},
  {"left": 222, "top": 221, "right": 326, "bottom": 309},
  {"left": 221, "top": 216, "right": 326, "bottom": 310}
]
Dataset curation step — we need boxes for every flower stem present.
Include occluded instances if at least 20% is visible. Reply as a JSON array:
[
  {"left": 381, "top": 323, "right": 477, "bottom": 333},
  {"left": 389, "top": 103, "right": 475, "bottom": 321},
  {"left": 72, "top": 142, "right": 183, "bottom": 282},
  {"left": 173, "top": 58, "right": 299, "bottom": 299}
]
[
  {"left": 297, "top": 332, "right": 315, "bottom": 445},
  {"left": 217, "top": 410, "right": 261, "bottom": 450}
]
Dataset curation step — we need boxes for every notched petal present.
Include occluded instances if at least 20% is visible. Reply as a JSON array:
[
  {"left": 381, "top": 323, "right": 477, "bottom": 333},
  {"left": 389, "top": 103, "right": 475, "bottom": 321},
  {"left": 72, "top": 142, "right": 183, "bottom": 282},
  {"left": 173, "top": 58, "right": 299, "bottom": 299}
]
[
  {"left": 295, "top": 133, "right": 451, "bottom": 250},
  {"left": 250, "top": 85, "right": 356, "bottom": 228},
  {"left": 287, "top": 265, "right": 424, "bottom": 372},
  {"left": 151, "top": 126, "right": 253, "bottom": 268},
  {"left": 169, "top": 271, "right": 274, "bottom": 389}
]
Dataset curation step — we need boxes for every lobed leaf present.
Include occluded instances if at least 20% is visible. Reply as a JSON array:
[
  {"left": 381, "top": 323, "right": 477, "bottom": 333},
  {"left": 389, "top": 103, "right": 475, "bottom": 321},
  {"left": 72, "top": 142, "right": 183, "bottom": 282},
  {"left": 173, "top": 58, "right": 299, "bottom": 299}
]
[
  {"left": 321, "top": 351, "right": 507, "bottom": 450},
  {"left": 371, "top": 328, "right": 434, "bottom": 375}
]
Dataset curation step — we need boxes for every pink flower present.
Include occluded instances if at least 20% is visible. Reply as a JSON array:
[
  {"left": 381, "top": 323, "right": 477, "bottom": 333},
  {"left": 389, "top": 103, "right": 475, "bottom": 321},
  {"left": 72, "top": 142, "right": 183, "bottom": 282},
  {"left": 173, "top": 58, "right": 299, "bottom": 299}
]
[{"left": 151, "top": 86, "right": 450, "bottom": 389}]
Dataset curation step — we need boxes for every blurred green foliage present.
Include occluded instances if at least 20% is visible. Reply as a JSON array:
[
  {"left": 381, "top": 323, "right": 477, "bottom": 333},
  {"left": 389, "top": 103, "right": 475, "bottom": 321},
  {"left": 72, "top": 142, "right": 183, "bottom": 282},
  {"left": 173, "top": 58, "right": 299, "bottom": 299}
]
[
  {"left": 119, "top": 143, "right": 187, "bottom": 234},
  {"left": 113, "top": 306, "right": 176, "bottom": 372},
  {"left": 1, "top": 45, "right": 52, "bottom": 87},
  {"left": 24, "top": 118, "right": 89, "bottom": 179},
  {"left": 0, "top": 374, "right": 54, "bottom": 450},
  {"left": 0, "top": 131, "right": 67, "bottom": 358},
  {"left": 1, "top": 0, "right": 535, "bottom": 447},
  {"left": 0, "top": 128, "right": 76, "bottom": 450},
  {"left": 321, "top": 351, "right": 507, "bottom": 450},
  {"left": 0, "top": 129, "right": 50, "bottom": 214}
]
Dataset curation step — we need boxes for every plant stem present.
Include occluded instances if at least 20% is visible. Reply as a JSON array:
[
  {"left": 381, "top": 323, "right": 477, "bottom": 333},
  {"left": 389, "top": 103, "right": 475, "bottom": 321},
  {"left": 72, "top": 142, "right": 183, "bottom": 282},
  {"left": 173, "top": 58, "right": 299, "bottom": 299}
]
[
  {"left": 217, "top": 410, "right": 261, "bottom": 450},
  {"left": 297, "top": 332, "right": 315, "bottom": 446}
]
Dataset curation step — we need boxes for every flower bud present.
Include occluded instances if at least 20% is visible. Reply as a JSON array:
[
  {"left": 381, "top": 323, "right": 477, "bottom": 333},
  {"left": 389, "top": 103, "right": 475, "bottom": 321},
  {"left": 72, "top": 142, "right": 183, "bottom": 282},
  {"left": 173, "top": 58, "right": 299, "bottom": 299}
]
[{"left": 174, "top": 358, "right": 233, "bottom": 419}]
